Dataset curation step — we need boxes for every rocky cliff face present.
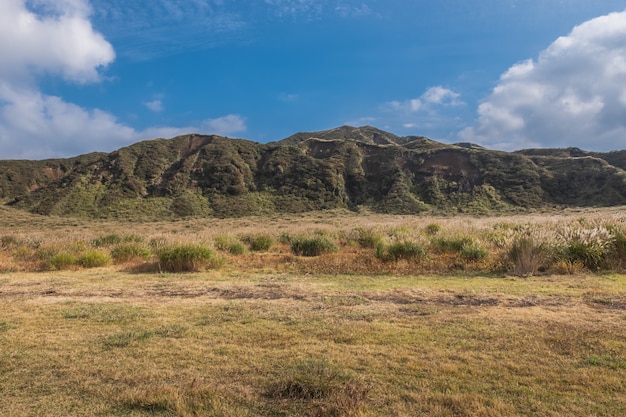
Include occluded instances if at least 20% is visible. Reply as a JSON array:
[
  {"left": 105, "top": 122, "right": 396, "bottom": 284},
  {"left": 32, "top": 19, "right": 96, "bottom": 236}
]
[{"left": 1, "top": 126, "right": 625, "bottom": 218}]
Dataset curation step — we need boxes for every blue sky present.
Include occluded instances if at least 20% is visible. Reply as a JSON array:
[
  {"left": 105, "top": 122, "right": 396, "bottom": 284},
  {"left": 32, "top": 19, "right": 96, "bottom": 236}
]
[{"left": 2, "top": 0, "right": 626, "bottom": 159}]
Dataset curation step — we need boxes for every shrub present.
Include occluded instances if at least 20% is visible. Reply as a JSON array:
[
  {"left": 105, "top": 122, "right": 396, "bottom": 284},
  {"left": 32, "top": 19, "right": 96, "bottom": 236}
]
[
  {"left": 507, "top": 237, "right": 548, "bottom": 277},
  {"left": 352, "top": 228, "right": 383, "bottom": 249},
  {"left": 92, "top": 234, "right": 123, "bottom": 247},
  {"left": 157, "top": 244, "right": 219, "bottom": 272},
  {"left": 248, "top": 234, "right": 274, "bottom": 251},
  {"left": 213, "top": 235, "right": 235, "bottom": 251},
  {"left": 424, "top": 223, "right": 442, "bottom": 236},
  {"left": 459, "top": 243, "right": 488, "bottom": 261},
  {"left": 377, "top": 240, "right": 427, "bottom": 262},
  {"left": 49, "top": 252, "right": 77, "bottom": 270},
  {"left": 291, "top": 236, "right": 339, "bottom": 257},
  {"left": 227, "top": 242, "right": 248, "bottom": 255},
  {"left": 556, "top": 226, "right": 613, "bottom": 271},
  {"left": 111, "top": 243, "right": 151, "bottom": 263},
  {"left": 432, "top": 236, "right": 473, "bottom": 253},
  {"left": 93, "top": 234, "right": 143, "bottom": 248},
  {"left": 278, "top": 232, "right": 292, "bottom": 245},
  {"left": 78, "top": 250, "right": 110, "bottom": 268}
]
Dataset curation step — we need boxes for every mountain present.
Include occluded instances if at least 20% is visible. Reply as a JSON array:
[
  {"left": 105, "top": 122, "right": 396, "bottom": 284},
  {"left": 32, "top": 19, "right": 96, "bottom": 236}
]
[{"left": 1, "top": 126, "right": 626, "bottom": 219}]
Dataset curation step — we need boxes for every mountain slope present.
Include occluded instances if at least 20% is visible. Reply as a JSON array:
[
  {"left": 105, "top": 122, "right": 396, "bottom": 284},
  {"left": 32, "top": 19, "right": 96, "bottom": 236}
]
[{"left": 2, "top": 127, "right": 626, "bottom": 218}]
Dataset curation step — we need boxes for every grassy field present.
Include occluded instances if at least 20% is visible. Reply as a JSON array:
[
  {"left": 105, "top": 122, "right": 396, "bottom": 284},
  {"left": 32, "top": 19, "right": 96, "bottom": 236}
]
[{"left": 1, "top": 207, "right": 625, "bottom": 416}]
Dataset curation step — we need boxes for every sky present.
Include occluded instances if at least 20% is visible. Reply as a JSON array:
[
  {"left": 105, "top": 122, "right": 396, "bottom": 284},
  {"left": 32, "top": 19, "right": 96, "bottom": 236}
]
[{"left": 2, "top": 0, "right": 626, "bottom": 159}]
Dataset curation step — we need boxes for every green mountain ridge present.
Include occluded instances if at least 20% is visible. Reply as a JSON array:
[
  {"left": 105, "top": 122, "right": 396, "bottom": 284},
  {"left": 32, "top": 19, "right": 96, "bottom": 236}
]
[{"left": 2, "top": 126, "right": 626, "bottom": 219}]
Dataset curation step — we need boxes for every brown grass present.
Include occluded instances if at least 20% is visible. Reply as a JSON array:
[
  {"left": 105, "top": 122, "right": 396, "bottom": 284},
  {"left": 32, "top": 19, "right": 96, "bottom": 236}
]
[{"left": 0, "top": 206, "right": 625, "bottom": 415}]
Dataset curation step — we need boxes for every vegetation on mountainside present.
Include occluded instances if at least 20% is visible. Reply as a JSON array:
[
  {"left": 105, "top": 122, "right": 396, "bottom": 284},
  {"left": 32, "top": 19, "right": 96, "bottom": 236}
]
[{"left": 1, "top": 126, "right": 626, "bottom": 219}]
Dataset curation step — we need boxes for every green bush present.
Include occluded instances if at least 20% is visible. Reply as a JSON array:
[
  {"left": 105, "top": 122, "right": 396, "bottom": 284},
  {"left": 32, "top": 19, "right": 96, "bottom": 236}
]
[
  {"left": 111, "top": 243, "right": 151, "bottom": 263},
  {"left": 352, "top": 228, "right": 384, "bottom": 249},
  {"left": 432, "top": 236, "right": 473, "bottom": 253},
  {"left": 49, "top": 252, "right": 77, "bottom": 270},
  {"left": 78, "top": 250, "right": 110, "bottom": 268},
  {"left": 561, "top": 242, "right": 607, "bottom": 271},
  {"left": 92, "top": 234, "right": 143, "bottom": 248},
  {"left": 158, "top": 244, "right": 219, "bottom": 272},
  {"left": 459, "top": 243, "right": 488, "bottom": 261},
  {"left": 291, "top": 236, "right": 339, "bottom": 257},
  {"left": 248, "top": 234, "right": 274, "bottom": 251},
  {"left": 424, "top": 223, "right": 442, "bottom": 236},
  {"left": 377, "top": 240, "right": 427, "bottom": 262},
  {"left": 227, "top": 242, "right": 248, "bottom": 255},
  {"left": 92, "top": 234, "right": 123, "bottom": 247}
]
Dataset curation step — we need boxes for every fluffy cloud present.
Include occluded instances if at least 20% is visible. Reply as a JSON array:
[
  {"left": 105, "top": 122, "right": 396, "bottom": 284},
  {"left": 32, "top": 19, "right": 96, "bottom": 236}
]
[
  {"left": 0, "top": 0, "right": 114, "bottom": 84},
  {"left": 460, "top": 10, "right": 626, "bottom": 151},
  {"left": 0, "top": 85, "right": 246, "bottom": 159},
  {"left": 201, "top": 114, "right": 247, "bottom": 137},
  {"left": 144, "top": 99, "right": 164, "bottom": 113},
  {"left": 388, "top": 86, "right": 463, "bottom": 113},
  {"left": 0, "top": 0, "right": 246, "bottom": 159}
]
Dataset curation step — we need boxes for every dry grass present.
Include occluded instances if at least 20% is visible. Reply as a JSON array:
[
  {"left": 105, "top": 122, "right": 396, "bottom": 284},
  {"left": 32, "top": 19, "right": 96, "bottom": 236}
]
[{"left": 0, "top": 206, "right": 625, "bottom": 415}]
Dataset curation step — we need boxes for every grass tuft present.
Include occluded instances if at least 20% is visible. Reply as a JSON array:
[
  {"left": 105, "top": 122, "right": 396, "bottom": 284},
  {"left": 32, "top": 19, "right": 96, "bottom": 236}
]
[
  {"left": 111, "top": 243, "right": 152, "bottom": 263},
  {"left": 158, "top": 243, "right": 220, "bottom": 272},
  {"left": 291, "top": 236, "right": 339, "bottom": 257},
  {"left": 377, "top": 240, "right": 427, "bottom": 262},
  {"left": 267, "top": 358, "right": 370, "bottom": 415},
  {"left": 78, "top": 250, "right": 110, "bottom": 268},
  {"left": 247, "top": 234, "right": 274, "bottom": 251},
  {"left": 507, "top": 237, "right": 548, "bottom": 277}
]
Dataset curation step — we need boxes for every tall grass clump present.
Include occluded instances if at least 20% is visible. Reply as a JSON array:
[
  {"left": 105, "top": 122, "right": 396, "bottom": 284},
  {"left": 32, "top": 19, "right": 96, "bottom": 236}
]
[
  {"left": 376, "top": 240, "right": 427, "bottom": 262},
  {"left": 48, "top": 252, "right": 78, "bottom": 270},
  {"left": 246, "top": 234, "right": 274, "bottom": 251},
  {"left": 158, "top": 243, "right": 220, "bottom": 272},
  {"left": 92, "top": 234, "right": 143, "bottom": 248},
  {"left": 291, "top": 236, "right": 339, "bottom": 257},
  {"left": 78, "top": 249, "right": 111, "bottom": 268},
  {"left": 431, "top": 236, "right": 473, "bottom": 253},
  {"left": 424, "top": 223, "right": 442, "bottom": 236},
  {"left": 111, "top": 243, "right": 152, "bottom": 264},
  {"left": 214, "top": 235, "right": 248, "bottom": 255},
  {"left": 556, "top": 226, "right": 614, "bottom": 271},
  {"left": 227, "top": 242, "right": 248, "bottom": 255},
  {"left": 350, "top": 227, "right": 384, "bottom": 249},
  {"left": 507, "top": 237, "right": 549, "bottom": 277}
]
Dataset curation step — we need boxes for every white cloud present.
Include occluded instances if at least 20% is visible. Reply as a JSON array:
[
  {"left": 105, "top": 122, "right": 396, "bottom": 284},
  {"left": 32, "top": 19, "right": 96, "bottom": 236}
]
[
  {"left": 0, "top": 84, "right": 247, "bottom": 159},
  {"left": 387, "top": 86, "right": 463, "bottom": 113},
  {"left": 0, "top": 0, "right": 114, "bottom": 84},
  {"left": 0, "top": 1, "right": 247, "bottom": 159},
  {"left": 460, "top": 10, "right": 626, "bottom": 151},
  {"left": 201, "top": 114, "right": 247, "bottom": 136},
  {"left": 144, "top": 99, "right": 164, "bottom": 112}
]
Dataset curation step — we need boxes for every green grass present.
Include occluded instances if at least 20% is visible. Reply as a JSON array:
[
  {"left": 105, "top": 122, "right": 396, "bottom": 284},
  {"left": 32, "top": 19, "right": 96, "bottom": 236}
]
[
  {"left": 291, "top": 235, "right": 339, "bottom": 257},
  {"left": 157, "top": 243, "right": 220, "bottom": 272},
  {"left": 78, "top": 250, "right": 110, "bottom": 268}
]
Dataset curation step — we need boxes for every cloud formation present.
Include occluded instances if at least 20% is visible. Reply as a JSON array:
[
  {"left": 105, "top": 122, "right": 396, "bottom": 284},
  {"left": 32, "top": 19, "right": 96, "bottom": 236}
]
[
  {"left": 201, "top": 115, "right": 247, "bottom": 137},
  {"left": 144, "top": 99, "right": 164, "bottom": 113},
  {"left": 0, "top": 0, "right": 248, "bottom": 159},
  {"left": 460, "top": 10, "right": 626, "bottom": 151},
  {"left": 388, "top": 86, "right": 463, "bottom": 113},
  {"left": 0, "top": 0, "right": 114, "bottom": 84}
]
